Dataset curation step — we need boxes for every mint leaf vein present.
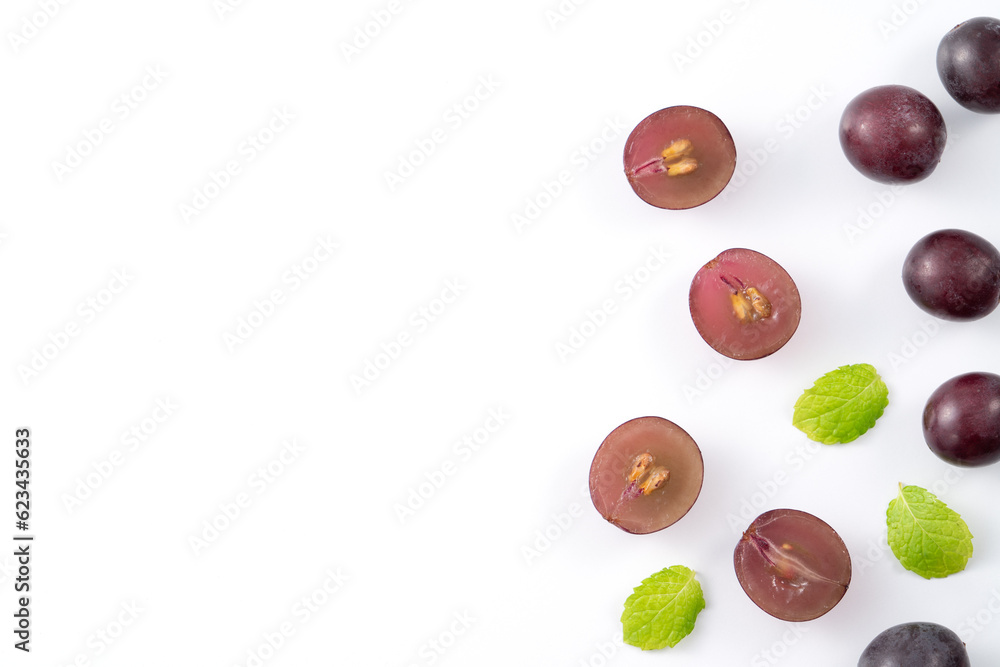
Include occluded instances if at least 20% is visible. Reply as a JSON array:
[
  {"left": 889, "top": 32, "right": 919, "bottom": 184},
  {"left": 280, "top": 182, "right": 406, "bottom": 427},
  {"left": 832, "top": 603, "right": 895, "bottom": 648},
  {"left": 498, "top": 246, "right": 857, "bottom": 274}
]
[
  {"left": 887, "top": 483, "right": 973, "bottom": 579},
  {"left": 621, "top": 565, "right": 705, "bottom": 650},
  {"left": 793, "top": 363, "right": 889, "bottom": 444}
]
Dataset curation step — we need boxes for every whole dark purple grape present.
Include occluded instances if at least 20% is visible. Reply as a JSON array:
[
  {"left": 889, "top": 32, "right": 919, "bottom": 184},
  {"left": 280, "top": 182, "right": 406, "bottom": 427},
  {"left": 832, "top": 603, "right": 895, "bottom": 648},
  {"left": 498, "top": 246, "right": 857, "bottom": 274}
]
[
  {"left": 938, "top": 17, "right": 1000, "bottom": 113},
  {"left": 902, "top": 229, "right": 1000, "bottom": 321},
  {"left": 839, "top": 85, "right": 947, "bottom": 184},
  {"left": 858, "top": 622, "right": 970, "bottom": 667},
  {"left": 923, "top": 372, "right": 1000, "bottom": 467}
]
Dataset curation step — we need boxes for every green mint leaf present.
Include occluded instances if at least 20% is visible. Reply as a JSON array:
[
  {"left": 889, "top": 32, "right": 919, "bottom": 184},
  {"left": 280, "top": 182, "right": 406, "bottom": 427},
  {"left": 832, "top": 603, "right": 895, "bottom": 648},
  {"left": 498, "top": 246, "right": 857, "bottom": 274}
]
[
  {"left": 792, "top": 363, "right": 888, "bottom": 444},
  {"left": 621, "top": 565, "right": 705, "bottom": 650},
  {"left": 887, "top": 483, "right": 974, "bottom": 579}
]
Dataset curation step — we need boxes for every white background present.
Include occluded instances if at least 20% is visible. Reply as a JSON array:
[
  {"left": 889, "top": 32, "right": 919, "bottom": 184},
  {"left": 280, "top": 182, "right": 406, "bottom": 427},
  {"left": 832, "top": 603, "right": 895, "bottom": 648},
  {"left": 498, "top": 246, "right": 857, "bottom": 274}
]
[{"left": 2, "top": 0, "right": 1000, "bottom": 665}]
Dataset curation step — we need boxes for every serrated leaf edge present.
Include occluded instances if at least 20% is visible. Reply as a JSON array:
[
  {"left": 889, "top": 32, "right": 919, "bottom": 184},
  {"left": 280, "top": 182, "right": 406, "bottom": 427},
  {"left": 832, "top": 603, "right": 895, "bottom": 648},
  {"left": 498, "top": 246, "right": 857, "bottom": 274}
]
[
  {"left": 887, "top": 483, "right": 973, "bottom": 579},
  {"left": 792, "top": 363, "right": 888, "bottom": 444},
  {"left": 621, "top": 566, "right": 704, "bottom": 651}
]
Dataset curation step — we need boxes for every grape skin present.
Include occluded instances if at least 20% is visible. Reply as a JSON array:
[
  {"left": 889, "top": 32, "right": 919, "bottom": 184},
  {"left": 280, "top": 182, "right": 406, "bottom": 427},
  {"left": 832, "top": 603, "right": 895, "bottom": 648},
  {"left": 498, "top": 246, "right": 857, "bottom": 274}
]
[
  {"left": 858, "top": 622, "right": 970, "bottom": 667},
  {"left": 938, "top": 17, "right": 1000, "bottom": 113},
  {"left": 839, "top": 85, "right": 947, "bottom": 184},
  {"left": 923, "top": 371, "right": 1000, "bottom": 467},
  {"left": 902, "top": 229, "right": 1000, "bottom": 321}
]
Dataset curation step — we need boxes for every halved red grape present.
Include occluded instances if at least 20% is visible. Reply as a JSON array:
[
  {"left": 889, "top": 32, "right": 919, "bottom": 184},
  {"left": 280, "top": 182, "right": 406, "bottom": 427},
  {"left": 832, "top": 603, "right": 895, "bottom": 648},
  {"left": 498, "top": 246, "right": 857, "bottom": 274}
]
[
  {"left": 734, "top": 509, "right": 851, "bottom": 622},
  {"left": 858, "top": 622, "right": 970, "bottom": 667},
  {"left": 938, "top": 17, "right": 1000, "bottom": 113},
  {"left": 923, "top": 372, "right": 1000, "bottom": 467},
  {"left": 839, "top": 85, "right": 947, "bottom": 184},
  {"left": 689, "top": 248, "right": 801, "bottom": 360},
  {"left": 623, "top": 106, "right": 736, "bottom": 210},
  {"left": 589, "top": 417, "right": 704, "bottom": 534},
  {"left": 903, "top": 229, "right": 1000, "bottom": 321}
]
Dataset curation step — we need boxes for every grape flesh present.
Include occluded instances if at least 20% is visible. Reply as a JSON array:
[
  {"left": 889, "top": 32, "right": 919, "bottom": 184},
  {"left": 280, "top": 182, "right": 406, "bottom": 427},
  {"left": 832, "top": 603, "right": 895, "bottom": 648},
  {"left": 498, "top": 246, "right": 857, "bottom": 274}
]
[
  {"left": 623, "top": 106, "right": 737, "bottom": 210},
  {"left": 589, "top": 417, "right": 704, "bottom": 534},
  {"left": 733, "top": 509, "right": 851, "bottom": 622},
  {"left": 858, "top": 622, "right": 970, "bottom": 667},
  {"left": 839, "top": 85, "right": 947, "bottom": 184},
  {"left": 902, "top": 229, "right": 1000, "bottom": 321},
  {"left": 689, "top": 248, "right": 801, "bottom": 360},
  {"left": 938, "top": 17, "right": 1000, "bottom": 113},
  {"left": 923, "top": 371, "right": 1000, "bottom": 466}
]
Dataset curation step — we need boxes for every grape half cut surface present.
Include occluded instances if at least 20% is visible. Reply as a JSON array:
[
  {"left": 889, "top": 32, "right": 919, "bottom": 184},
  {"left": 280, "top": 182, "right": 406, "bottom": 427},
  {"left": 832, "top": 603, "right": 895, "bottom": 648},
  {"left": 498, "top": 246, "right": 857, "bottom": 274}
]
[
  {"left": 734, "top": 509, "right": 851, "bottom": 622},
  {"left": 689, "top": 248, "right": 801, "bottom": 360},
  {"left": 623, "top": 106, "right": 736, "bottom": 210},
  {"left": 589, "top": 417, "right": 704, "bottom": 534}
]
